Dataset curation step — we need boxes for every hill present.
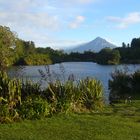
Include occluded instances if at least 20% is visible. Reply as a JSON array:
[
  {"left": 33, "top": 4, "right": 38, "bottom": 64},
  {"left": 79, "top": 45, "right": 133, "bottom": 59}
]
[{"left": 66, "top": 37, "right": 117, "bottom": 53}]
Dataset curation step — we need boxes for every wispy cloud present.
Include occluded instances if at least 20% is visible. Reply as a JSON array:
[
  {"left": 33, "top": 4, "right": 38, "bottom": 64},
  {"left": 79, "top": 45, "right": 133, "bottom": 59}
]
[
  {"left": 49, "top": 0, "right": 97, "bottom": 6},
  {"left": 69, "top": 16, "right": 85, "bottom": 29},
  {"left": 0, "top": 12, "right": 60, "bottom": 30},
  {"left": 107, "top": 12, "right": 140, "bottom": 29},
  {"left": 0, "top": 0, "right": 98, "bottom": 47}
]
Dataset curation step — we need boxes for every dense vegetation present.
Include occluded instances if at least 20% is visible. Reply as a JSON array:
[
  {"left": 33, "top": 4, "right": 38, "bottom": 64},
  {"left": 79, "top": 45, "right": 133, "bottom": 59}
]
[
  {"left": 109, "top": 68, "right": 140, "bottom": 103},
  {"left": 115, "top": 39, "right": 140, "bottom": 64},
  {"left": 0, "top": 70, "right": 104, "bottom": 123},
  {"left": 1, "top": 25, "right": 140, "bottom": 68}
]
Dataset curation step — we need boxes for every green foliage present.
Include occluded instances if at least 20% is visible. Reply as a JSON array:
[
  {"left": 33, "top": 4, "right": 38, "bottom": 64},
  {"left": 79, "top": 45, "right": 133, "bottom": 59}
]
[
  {"left": 131, "top": 37, "right": 140, "bottom": 48},
  {"left": 0, "top": 26, "right": 16, "bottom": 70},
  {"left": 45, "top": 81, "right": 75, "bottom": 114},
  {"left": 19, "top": 96, "right": 49, "bottom": 120},
  {"left": 96, "top": 48, "right": 120, "bottom": 65},
  {"left": 78, "top": 78, "right": 104, "bottom": 110},
  {"left": 0, "top": 71, "right": 104, "bottom": 123},
  {"left": 24, "top": 53, "right": 52, "bottom": 65},
  {"left": 0, "top": 71, "right": 48, "bottom": 122},
  {"left": 44, "top": 78, "right": 104, "bottom": 114},
  {"left": 21, "top": 80, "right": 42, "bottom": 99},
  {"left": 0, "top": 71, "right": 21, "bottom": 123},
  {"left": 109, "top": 68, "right": 140, "bottom": 102},
  {"left": 116, "top": 37, "right": 140, "bottom": 64},
  {"left": 1, "top": 24, "right": 140, "bottom": 67},
  {"left": 132, "top": 70, "right": 140, "bottom": 93}
]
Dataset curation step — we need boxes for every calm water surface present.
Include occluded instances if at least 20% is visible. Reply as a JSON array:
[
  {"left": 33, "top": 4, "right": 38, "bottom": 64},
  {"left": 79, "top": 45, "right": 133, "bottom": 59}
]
[{"left": 9, "top": 62, "right": 140, "bottom": 101}]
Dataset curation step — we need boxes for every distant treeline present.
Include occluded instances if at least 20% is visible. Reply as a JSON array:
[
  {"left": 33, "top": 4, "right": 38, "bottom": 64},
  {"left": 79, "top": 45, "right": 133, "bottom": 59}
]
[{"left": 1, "top": 25, "right": 140, "bottom": 70}]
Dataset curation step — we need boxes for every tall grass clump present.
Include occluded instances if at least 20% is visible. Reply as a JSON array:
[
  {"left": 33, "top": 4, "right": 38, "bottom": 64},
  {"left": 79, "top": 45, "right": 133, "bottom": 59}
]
[
  {"left": 43, "top": 78, "right": 104, "bottom": 115},
  {"left": 19, "top": 80, "right": 50, "bottom": 120},
  {"left": 21, "top": 80, "right": 42, "bottom": 99},
  {"left": 78, "top": 78, "right": 104, "bottom": 111},
  {"left": 44, "top": 80, "right": 76, "bottom": 114},
  {"left": 0, "top": 71, "right": 49, "bottom": 123},
  {"left": 39, "top": 65, "right": 104, "bottom": 114},
  {"left": 0, "top": 71, "right": 22, "bottom": 123}
]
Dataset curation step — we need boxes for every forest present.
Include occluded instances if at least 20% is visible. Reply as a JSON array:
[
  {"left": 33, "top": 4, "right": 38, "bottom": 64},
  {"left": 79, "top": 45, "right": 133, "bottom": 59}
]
[{"left": 1, "top": 25, "right": 140, "bottom": 71}]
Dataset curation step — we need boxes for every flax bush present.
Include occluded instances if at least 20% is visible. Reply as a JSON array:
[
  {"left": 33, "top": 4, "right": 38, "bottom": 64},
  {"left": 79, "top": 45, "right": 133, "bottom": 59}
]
[
  {"left": 0, "top": 71, "right": 21, "bottom": 123},
  {"left": 0, "top": 69, "right": 104, "bottom": 123},
  {"left": 44, "top": 78, "right": 104, "bottom": 114}
]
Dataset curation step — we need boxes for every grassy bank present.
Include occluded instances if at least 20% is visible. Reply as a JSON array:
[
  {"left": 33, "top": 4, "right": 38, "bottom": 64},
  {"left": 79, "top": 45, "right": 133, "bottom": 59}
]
[{"left": 0, "top": 101, "right": 140, "bottom": 140}]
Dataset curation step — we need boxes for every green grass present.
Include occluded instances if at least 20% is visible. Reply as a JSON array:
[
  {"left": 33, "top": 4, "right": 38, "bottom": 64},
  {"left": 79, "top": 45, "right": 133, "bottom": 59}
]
[{"left": 0, "top": 101, "right": 140, "bottom": 140}]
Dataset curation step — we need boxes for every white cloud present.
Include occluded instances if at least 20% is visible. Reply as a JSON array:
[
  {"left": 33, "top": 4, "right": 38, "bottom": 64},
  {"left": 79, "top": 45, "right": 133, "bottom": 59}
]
[
  {"left": 0, "top": 0, "right": 98, "bottom": 48},
  {"left": 64, "top": 0, "right": 95, "bottom": 4},
  {"left": 49, "top": 0, "right": 96, "bottom": 7},
  {"left": 69, "top": 16, "right": 85, "bottom": 29},
  {"left": 107, "top": 12, "right": 140, "bottom": 29},
  {"left": 78, "top": 0, "right": 93, "bottom": 3},
  {"left": 0, "top": 12, "right": 60, "bottom": 30}
]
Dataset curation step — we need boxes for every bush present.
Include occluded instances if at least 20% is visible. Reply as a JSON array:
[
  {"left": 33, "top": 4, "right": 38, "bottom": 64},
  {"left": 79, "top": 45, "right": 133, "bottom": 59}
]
[
  {"left": 44, "top": 81, "right": 76, "bottom": 114},
  {"left": 21, "top": 80, "right": 42, "bottom": 99},
  {"left": 44, "top": 78, "right": 104, "bottom": 114},
  {"left": 109, "top": 68, "right": 140, "bottom": 103},
  {"left": 78, "top": 78, "right": 104, "bottom": 110},
  {"left": 24, "top": 54, "right": 52, "bottom": 65},
  {"left": 0, "top": 70, "right": 104, "bottom": 123},
  {"left": 132, "top": 70, "right": 140, "bottom": 93},
  {"left": 0, "top": 71, "right": 21, "bottom": 123},
  {"left": 19, "top": 96, "right": 49, "bottom": 120}
]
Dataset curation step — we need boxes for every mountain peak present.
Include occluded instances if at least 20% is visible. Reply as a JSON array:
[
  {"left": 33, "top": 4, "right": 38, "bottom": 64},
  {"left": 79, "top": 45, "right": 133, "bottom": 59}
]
[
  {"left": 66, "top": 37, "right": 117, "bottom": 53},
  {"left": 93, "top": 37, "right": 107, "bottom": 42},
  {"left": 95, "top": 37, "right": 104, "bottom": 40}
]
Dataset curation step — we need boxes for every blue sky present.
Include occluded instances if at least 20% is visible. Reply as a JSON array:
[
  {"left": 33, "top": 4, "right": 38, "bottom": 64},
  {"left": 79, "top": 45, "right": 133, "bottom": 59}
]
[{"left": 0, "top": 0, "right": 140, "bottom": 49}]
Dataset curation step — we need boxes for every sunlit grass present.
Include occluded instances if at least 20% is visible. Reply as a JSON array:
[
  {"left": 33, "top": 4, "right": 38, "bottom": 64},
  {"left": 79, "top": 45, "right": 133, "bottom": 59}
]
[{"left": 0, "top": 101, "right": 140, "bottom": 140}]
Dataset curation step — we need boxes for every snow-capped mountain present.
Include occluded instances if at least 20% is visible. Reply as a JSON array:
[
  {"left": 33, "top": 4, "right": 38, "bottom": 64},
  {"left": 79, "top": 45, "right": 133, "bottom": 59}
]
[{"left": 66, "top": 37, "right": 117, "bottom": 53}]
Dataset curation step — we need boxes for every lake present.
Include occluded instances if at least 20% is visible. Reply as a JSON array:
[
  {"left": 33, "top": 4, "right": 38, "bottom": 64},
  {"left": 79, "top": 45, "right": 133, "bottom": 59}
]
[{"left": 9, "top": 62, "right": 140, "bottom": 101}]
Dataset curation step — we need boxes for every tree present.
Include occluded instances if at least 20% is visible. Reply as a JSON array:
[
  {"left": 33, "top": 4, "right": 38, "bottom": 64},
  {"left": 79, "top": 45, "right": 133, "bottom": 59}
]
[
  {"left": 24, "top": 53, "right": 52, "bottom": 65},
  {"left": 109, "top": 50, "right": 120, "bottom": 64},
  {"left": 122, "top": 42, "right": 126, "bottom": 48},
  {"left": 131, "top": 38, "right": 140, "bottom": 48},
  {"left": 96, "top": 48, "right": 120, "bottom": 65},
  {"left": 0, "top": 26, "right": 16, "bottom": 70},
  {"left": 23, "top": 41, "right": 36, "bottom": 55}
]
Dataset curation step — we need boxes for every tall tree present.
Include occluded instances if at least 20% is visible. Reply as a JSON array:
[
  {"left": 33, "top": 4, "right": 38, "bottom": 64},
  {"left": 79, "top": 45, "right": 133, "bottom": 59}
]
[
  {"left": 131, "top": 38, "right": 140, "bottom": 48},
  {"left": 0, "top": 26, "right": 16, "bottom": 70}
]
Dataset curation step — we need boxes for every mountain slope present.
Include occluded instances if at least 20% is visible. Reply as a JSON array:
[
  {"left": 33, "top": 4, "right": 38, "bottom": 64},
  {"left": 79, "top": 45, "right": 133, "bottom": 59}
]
[{"left": 67, "top": 37, "right": 117, "bottom": 53}]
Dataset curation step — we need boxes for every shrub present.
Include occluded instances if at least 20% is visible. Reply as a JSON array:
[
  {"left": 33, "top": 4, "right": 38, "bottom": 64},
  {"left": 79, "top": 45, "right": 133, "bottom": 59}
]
[
  {"left": 21, "top": 80, "right": 42, "bottom": 100},
  {"left": 132, "top": 70, "right": 140, "bottom": 93},
  {"left": 24, "top": 53, "right": 52, "bottom": 65},
  {"left": 44, "top": 78, "right": 104, "bottom": 114},
  {"left": 0, "top": 71, "right": 22, "bottom": 123},
  {"left": 44, "top": 81, "right": 75, "bottom": 114},
  {"left": 109, "top": 68, "right": 140, "bottom": 103},
  {"left": 78, "top": 78, "right": 104, "bottom": 110},
  {"left": 0, "top": 69, "right": 104, "bottom": 123},
  {"left": 19, "top": 95, "right": 49, "bottom": 120}
]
